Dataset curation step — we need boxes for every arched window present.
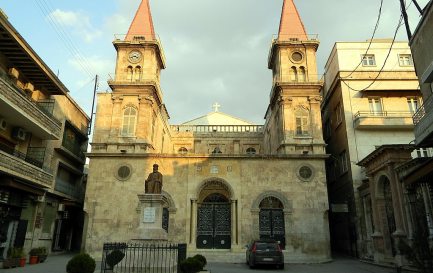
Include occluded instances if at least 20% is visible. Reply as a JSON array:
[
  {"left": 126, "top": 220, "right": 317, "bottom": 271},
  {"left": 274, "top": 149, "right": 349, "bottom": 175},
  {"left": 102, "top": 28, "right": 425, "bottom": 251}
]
[
  {"left": 295, "top": 108, "right": 309, "bottom": 136},
  {"left": 246, "top": 147, "right": 256, "bottom": 155},
  {"left": 178, "top": 147, "right": 188, "bottom": 155},
  {"left": 134, "top": 66, "right": 142, "bottom": 81},
  {"left": 299, "top": 66, "right": 306, "bottom": 82},
  {"left": 121, "top": 107, "right": 137, "bottom": 136},
  {"left": 290, "top": 66, "right": 298, "bottom": 82},
  {"left": 126, "top": 66, "right": 133, "bottom": 81}
]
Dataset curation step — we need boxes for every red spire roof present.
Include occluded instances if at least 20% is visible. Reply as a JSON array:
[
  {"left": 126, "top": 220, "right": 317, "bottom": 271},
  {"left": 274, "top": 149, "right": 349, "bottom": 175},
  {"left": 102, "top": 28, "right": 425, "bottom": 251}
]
[
  {"left": 278, "top": 0, "right": 308, "bottom": 41},
  {"left": 125, "top": 0, "right": 156, "bottom": 41}
]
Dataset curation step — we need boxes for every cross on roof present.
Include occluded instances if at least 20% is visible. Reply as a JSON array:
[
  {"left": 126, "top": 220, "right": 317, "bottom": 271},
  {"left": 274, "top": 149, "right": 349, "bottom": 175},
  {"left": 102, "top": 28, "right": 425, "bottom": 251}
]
[{"left": 212, "top": 102, "right": 221, "bottom": 112}]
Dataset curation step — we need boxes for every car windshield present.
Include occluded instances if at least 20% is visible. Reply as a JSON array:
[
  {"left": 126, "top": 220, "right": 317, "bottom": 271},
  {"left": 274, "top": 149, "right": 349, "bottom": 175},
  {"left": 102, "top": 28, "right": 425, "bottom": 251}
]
[{"left": 255, "top": 242, "right": 278, "bottom": 251}]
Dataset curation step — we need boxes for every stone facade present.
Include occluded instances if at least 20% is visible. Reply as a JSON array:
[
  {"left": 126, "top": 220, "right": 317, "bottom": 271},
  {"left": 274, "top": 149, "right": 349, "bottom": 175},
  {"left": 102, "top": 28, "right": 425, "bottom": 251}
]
[{"left": 84, "top": 0, "right": 330, "bottom": 262}]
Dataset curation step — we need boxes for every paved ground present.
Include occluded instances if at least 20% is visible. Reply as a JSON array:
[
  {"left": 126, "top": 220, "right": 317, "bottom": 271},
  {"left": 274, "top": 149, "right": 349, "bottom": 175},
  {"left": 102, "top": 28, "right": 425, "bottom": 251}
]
[{"left": 2, "top": 254, "right": 404, "bottom": 273}]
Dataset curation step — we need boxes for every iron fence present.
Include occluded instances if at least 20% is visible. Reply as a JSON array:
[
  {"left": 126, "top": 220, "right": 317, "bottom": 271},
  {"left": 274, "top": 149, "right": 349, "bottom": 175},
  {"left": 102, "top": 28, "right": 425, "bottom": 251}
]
[{"left": 101, "top": 242, "right": 186, "bottom": 273}]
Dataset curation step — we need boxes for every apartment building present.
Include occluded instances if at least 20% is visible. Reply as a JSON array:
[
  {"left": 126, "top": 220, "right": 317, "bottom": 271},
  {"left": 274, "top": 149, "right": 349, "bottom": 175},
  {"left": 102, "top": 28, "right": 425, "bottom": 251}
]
[
  {"left": 0, "top": 11, "right": 89, "bottom": 260},
  {"left": 320, "top": 40, "right": 420, "bottom": 258}
]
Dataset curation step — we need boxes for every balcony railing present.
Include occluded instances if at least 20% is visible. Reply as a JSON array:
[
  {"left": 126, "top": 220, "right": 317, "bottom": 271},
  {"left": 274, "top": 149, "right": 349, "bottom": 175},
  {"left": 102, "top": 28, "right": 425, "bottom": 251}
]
[
  {"left": 0, "top": 145, "right": 52, "bottom": 187},
  {"left": 62, "top": 138, "right": 86, "bottom": 161},
  {"left": 413, "top": 95, "right": 433, "bottom": 125},
  {"left": 54, "top": 179, "right": 84, "bottom": 200},
  {"left": 354, "top": 111, "right": 414, "bottom": 119},
  {"left": 171, "top": 125, "right": 264, "bottom": 133},
  {"left": 413, "top": 95, "right": 433, "bottom": 145},
  {"left": 0, "top": 142, "right": 46, "bottom": 169},
  {"left": 0, "top": 73, "right": 62, "bottom": 139},
  {"left": 272, "top": 34, "right": 319, "bottom": 42},
  {"left": 354, "top": 111, "right": 414, "bottom": 129}
]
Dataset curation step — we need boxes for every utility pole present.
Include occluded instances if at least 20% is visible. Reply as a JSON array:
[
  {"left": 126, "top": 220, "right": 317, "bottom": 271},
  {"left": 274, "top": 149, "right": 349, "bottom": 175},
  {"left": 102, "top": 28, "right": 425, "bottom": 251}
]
[
  {"left": 399, "top": 0, "right": 412, "bottom": 40},
  {"left": 88, "top": 75, "right": 98, "bottom": 135}
]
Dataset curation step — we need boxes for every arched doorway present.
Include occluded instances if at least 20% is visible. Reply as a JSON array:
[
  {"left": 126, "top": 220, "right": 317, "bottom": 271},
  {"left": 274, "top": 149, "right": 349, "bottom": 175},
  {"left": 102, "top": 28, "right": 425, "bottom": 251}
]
[
  {"left": 196, "top": 181, "right": 231, "bottom": 249},
  {"left": 259, "top": 196, "right": 285, "bottom": 248}
]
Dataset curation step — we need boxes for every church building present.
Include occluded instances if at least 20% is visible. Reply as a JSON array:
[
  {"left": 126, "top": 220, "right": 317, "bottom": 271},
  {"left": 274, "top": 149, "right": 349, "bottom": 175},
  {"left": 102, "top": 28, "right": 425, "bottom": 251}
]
[{"left": 84, "top": 0, "right": 330, "bottom": 262}]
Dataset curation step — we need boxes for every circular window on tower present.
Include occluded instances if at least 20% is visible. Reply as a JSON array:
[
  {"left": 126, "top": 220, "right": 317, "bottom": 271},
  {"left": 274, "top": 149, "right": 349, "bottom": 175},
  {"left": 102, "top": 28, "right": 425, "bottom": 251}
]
[
  {"left": 115, "top": 164, "right": 132, "bottom": 181},
  {"left": 291, "top": 52, "right": 303, "bottom": 63},
  {"left": 296, "top": 164, "right": 314, "bottom": 182}
]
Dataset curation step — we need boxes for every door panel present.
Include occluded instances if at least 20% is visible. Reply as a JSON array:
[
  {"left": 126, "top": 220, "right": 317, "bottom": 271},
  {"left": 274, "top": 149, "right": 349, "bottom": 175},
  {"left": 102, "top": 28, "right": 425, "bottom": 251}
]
[
  {"left": 259, "top": 209, "right": 286, "bottom": 248},
  {"left": 197, "top": 203, "right": 231, "bottom": 249}
]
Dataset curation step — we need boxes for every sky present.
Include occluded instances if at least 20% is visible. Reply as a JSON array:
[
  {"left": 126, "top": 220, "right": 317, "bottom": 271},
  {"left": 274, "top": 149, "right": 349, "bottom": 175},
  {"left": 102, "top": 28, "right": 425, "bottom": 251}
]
[{"left": 1, "top": 0, "right": 429, "bottom": 124}]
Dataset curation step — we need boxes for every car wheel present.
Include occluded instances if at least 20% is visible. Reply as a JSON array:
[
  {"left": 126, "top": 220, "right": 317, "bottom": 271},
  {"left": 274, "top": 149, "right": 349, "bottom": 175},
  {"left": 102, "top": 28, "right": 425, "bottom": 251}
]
[
  {"left": 249, "top": 260, "right": 255, "bottom": 269},
  {"left": 276, "top": 263, "right": 284, "bottom": 270}
]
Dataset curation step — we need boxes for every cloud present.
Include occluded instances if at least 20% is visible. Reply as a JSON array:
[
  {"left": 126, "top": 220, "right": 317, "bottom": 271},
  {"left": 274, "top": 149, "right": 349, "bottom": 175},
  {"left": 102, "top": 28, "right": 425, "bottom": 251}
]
[{"left": 50, "top": 9, "right": 102, "bottom": 43}]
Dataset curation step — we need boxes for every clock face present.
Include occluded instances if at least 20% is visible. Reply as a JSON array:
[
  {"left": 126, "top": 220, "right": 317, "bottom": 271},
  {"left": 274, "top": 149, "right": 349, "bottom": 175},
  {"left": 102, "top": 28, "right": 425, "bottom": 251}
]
[{"left": 128, "top": 50, "right": 142, "bottom": 63}]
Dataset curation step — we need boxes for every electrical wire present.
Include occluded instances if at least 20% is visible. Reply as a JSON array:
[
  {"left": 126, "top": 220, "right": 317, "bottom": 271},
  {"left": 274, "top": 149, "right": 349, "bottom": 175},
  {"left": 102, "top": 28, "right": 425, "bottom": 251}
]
[
  {"left": 341, "top": 15, "right": 404, "bottom": 92},
  {"left": 34, "top": 0, "right": 96, "bottom": 78},
  {"left": 340, "top": 0, "right": 384, "bottom": 79}
]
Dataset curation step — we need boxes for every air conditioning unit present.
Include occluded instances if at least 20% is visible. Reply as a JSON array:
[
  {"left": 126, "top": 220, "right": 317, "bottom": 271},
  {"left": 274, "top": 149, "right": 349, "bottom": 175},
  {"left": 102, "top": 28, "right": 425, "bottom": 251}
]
[
  {"left": 58, "top": 204, "right": 65, "bottom": 212},
  {"left": 11, "top": 127, "right": 27, "bottom": 141},
  {"left": 0, "top": 118, "right": 7, "bottom": 131},
  {"left": 8, "top": 67, "right": 19, "bottom": 79},
  {"left": 24, "top": 82, "right": 34, "bottom": 92},
  {"left": 36, "top": 195, "right": 45, "bottom": 202}
]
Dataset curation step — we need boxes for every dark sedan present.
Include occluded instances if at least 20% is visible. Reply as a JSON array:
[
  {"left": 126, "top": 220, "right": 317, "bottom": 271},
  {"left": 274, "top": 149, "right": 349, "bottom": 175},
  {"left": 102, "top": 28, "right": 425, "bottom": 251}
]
[{"left": 246, "top": 240, "right": 284, "bottom": 269}]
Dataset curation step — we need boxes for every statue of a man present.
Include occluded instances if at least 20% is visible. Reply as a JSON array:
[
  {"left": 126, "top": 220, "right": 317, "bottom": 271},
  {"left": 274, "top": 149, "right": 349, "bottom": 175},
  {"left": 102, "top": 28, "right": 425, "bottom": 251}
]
[{"left": 145, "top": 164, "right": 163, "bottom": 194}]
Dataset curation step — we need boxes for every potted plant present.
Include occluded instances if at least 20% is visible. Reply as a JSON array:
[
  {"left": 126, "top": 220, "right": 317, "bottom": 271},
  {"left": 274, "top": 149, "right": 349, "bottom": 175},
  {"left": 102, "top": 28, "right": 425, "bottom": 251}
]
[
  {"left": 29, "top": 248, "right": 40, "bottom": 264},
  {"left": 15, "top": 247, "right": 26, "bottom": 267},
  {"left": 66, "top": 253, "right": 96, "bottom": 273},
  {"left": 37, "top": 247, "right": 48, "bottom": 263},
  {"left": 3, "top": 247, "right": 19, "bottom": 268}
]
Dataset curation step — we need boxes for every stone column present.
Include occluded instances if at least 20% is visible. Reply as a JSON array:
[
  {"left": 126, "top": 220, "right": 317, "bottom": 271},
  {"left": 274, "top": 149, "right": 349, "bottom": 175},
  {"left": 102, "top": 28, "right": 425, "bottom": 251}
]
[
  {"left": 231, "top": 199, "right": 237, "bottom": 248},
  {"left": 369, "top": 175, "right": 384, "bottom": 262},
  {"left": 387, "top": 164, "right": 406, "bottom": 236},
  {"left": 190, "top": 199, "right": 198, "bottom": 249},
  {"left": 110, "top": 95, "right": 123, "bottom": 138}
]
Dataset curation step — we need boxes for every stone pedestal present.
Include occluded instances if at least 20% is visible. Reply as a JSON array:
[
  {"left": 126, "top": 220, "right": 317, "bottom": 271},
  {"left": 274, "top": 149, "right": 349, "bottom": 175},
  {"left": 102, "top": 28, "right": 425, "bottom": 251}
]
[{"left": 132, "top": 194, "right": 167, "bottom": 241}]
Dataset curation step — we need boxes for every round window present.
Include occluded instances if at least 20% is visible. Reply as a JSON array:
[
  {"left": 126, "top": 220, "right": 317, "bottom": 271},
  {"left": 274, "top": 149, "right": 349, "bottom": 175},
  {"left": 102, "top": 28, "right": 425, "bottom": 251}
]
[
  {"left": 291, "top": 52, "right": 303, "bottom": 62},
  {"left": 116, "top": 165, "right": 132, "bottom": 181},
  {"left": 299, "top": 166, "right": 313, "bottom": 180}
]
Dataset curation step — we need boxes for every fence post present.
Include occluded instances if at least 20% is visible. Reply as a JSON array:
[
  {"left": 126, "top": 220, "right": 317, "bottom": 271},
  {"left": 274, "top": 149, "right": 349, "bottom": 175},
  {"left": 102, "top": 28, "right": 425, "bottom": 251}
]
[{"left": 177, "top": 243, "right": 187, "bottom": 272}]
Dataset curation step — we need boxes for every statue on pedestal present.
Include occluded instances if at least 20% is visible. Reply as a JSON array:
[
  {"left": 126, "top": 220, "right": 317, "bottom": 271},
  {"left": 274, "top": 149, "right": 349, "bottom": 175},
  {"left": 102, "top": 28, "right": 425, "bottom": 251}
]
[{"left": 145, "top": 164, "right": 163, "bottom": 194}]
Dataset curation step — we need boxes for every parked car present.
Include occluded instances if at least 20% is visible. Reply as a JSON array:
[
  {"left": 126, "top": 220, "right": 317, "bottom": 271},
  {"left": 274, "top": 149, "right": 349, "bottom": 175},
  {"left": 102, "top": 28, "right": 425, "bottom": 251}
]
[{"left": 245, "top": 239, "right": 284, "bottom": 269}]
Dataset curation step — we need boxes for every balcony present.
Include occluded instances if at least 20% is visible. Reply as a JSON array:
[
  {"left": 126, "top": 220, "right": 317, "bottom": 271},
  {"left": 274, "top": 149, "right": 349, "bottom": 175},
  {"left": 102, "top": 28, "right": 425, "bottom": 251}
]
[
  {"left": 0, "top": 74, "right": 62, "bottom": 140},
  {"left": 0, "top": 144, "right": 52, "bottom": 188},
  {"left": 413, "top": 95, "right": 433, "bottom": 146},
  {"left": 54, "top": 179, "right": 84, "bottom": 201},
  {"left": 354, "top": 111, "right": 414, "bottom": 129}
]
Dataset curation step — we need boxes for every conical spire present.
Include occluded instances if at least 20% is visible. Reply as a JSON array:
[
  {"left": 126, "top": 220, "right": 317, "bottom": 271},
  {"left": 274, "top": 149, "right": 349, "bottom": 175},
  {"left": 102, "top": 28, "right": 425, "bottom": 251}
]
[
  {"left": 278, "top": 0, "right": 307, "bottom": 41},
  {"left": 125, "top": 0, "right": 156, "bottom": 41}
]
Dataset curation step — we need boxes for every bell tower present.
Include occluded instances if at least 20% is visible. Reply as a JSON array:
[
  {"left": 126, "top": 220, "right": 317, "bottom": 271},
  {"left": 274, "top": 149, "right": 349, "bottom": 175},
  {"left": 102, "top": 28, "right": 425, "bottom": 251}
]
[
  {"left": 265, "top": 0, "right": 325, "bottom": 155},
  {"left": 92, "top": 0, "right": 169, "bottom": 152},
  {"left": 110, "top": 0, "right": 166, "bottom": 102}
]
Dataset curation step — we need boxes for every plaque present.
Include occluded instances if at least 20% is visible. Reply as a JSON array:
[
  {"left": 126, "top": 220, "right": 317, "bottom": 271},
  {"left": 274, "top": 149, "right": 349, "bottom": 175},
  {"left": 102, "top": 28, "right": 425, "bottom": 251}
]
[{"left": 143, "top": 207, "right": 156, "bottom": 223}]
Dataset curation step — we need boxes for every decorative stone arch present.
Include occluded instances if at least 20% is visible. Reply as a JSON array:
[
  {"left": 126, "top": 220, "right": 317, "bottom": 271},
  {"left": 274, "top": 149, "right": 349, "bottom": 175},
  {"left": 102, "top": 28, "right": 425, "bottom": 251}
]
[
  {"left": 374, "top": 172, "right": 392, "bottom": 199},
  {"left": 196, "top": 177, "right": 235, "bottom": 201},
  {"left": 122, "top": 103, "right": 138, "bottom": 111},
  {"left": 161, "top": 190, "right": 177, "bottom": 213},
  {"left": 251, "top": 191, "right": 293, "bottom": 213}
]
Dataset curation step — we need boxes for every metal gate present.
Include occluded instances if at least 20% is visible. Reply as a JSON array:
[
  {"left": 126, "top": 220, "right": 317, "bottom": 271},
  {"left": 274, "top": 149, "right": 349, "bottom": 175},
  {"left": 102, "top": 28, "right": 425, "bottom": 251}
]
[
  {"left": 259, "top": 209, "right": 285, "bottom": 248},
  {"left": 197, "top": 203, "right": 231, "bottom": 249}
]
